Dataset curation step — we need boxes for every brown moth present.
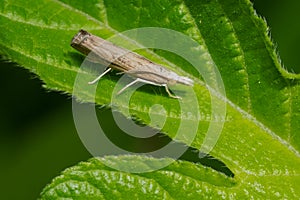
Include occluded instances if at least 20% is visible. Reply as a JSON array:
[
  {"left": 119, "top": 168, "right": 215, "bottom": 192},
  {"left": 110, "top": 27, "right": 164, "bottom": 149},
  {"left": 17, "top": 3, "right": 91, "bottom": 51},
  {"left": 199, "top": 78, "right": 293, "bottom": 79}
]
[{"left": 71, "top": 29, "right": 193, "bottom": 98}]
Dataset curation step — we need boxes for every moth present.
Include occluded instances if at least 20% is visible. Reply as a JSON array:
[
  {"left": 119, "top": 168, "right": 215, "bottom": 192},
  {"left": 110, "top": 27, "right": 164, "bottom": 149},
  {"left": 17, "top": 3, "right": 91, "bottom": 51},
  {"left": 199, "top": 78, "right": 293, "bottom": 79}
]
[{"left": 71, "top": 29, "right": 193, "bottom": 98}]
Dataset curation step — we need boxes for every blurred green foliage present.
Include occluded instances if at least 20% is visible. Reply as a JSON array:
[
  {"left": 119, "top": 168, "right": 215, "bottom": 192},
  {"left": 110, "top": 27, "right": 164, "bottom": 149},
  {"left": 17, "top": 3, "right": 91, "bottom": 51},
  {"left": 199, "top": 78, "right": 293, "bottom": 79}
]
[
  {"left": 0, "top": 1, "right": 299, "bottom": 199},
  {"left": 253, "top": 0, "right": 300, "bottom": 73}
]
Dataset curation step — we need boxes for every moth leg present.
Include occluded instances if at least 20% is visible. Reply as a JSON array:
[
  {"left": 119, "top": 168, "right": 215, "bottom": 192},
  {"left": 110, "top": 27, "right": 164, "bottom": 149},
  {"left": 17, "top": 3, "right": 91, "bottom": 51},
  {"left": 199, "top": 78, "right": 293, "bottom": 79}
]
[
  {"left": 134, "top": 78, "right": 160, "bottom": 86},
  {"left": 117, "top": 78, "right": 181, "bottom": 99},
  {"left": 117, "top": 79, "right": 140, "bottom": 95},
  {"left": 88, "top": 67, "right": 112, "bottom": 85},
  {"left": 136, "top": 78, "right": 181, "bottom": 99},
  {"left": 164, "top": 85, "right": 181, "bottom": 99},
  {"left": 116, "top": 72, "right": 125, "bottom": 75}
]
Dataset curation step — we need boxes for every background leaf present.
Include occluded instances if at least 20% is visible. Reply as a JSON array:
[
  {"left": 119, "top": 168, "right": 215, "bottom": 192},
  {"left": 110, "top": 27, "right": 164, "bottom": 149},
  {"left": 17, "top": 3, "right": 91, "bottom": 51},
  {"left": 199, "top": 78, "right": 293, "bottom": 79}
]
[
  {"left": 41, "top": 156, "right": 236, "bottom": 199},
  {"left": 1, "top": 0, "right": 300, "bottom": 199}
]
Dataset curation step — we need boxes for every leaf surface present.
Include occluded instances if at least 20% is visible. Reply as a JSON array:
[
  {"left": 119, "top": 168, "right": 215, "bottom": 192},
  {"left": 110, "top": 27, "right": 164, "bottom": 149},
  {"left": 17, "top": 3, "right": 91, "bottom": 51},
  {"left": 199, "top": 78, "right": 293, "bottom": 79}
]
[{"left": 1, "top": 0, "right": 300, "bottom": 199}]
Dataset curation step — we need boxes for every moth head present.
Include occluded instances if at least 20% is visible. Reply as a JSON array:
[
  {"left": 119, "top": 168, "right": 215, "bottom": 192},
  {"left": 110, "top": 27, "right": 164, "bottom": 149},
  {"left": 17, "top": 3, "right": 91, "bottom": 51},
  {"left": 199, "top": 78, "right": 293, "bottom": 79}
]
[
  {"left": 70, "top": 29, "right": 91, "bottom": 55},
  {"left": 71, "top": 30, "right": 91, "bottom": 45}
]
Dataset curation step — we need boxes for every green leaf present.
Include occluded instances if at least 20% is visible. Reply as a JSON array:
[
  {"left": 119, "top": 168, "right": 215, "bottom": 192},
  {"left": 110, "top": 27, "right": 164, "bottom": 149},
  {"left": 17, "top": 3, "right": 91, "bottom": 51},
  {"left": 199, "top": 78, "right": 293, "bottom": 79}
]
[
  {"left": 41, "top": 156, "right": 236, "bottom": 199},
  {"left": 1, "top": 0, "right": 300, "bottom": 199}
]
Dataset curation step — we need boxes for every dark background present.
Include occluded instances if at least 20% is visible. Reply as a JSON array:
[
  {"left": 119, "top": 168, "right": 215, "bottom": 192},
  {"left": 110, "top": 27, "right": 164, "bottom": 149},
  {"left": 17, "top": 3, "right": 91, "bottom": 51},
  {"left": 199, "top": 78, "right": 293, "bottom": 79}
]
[{"left": 1, "top": 1, "right": 300, "bottom": 199}]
